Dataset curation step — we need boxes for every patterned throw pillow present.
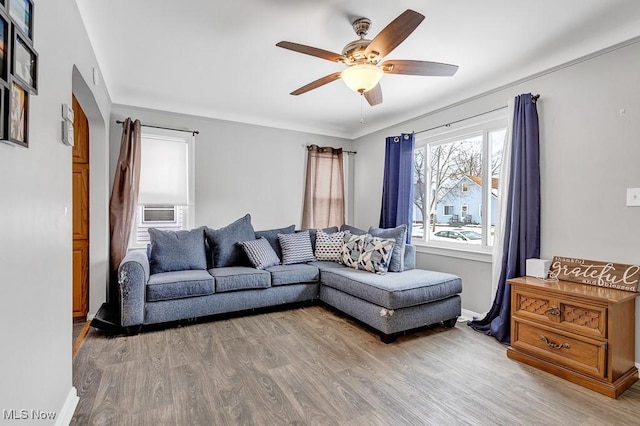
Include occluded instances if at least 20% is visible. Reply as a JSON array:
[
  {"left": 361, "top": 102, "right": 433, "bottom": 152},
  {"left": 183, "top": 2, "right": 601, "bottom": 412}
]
[
  {"left": 357, "top": 236, "right": 396, "bottom": 274},
  {"left": 239, "top": 237, "right": 281, "bottom": 270},
  {"left": 315, "top": 229, "right": 350, "bottom": 262},
  {"left": 340, "top": 234, "right": 368, "bottom": 269},
  {"left": 278, "top": 231, "right": 316, "bottom": 265}
]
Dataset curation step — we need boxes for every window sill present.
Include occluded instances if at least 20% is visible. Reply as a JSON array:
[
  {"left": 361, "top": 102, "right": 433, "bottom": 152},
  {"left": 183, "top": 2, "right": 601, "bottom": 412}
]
[{"left": 412, "top": 243, "right": 493, "bottom": 263}]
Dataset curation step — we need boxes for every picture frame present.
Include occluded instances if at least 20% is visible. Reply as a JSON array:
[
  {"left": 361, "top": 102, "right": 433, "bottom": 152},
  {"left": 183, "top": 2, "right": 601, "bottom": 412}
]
[
  {"left": 0, "top": 84, "right": 7, "bottom": 140},
  {"left": 0, "top": 10, "right": 8, "bottom": 83},
  {"left": 8, "top": 0, "right": 32, "bottom": 41},
  {"left": 8, "top": 77, "right": 27, "bottom": 147},
  {"left": 12, "top": 28, "right": 35, "bottom": 93}
]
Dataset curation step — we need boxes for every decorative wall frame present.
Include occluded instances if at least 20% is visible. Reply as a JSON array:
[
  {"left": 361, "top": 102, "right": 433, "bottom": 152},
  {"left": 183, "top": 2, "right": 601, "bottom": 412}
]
[
  {"left": 11, "top": 27, "right": 35, "bottom": 93},
  {"left": 8, "top": 77, "right": 27, "bottom": 147},
  {"left": 8, "top": 0, "right": 32, "bottom": 41},
  {"left": 0, "top": 10, "right": 9, "bottom": 83}
]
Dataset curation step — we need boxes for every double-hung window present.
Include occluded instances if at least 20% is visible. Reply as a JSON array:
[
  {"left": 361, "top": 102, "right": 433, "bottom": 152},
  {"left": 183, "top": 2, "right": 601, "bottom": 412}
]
[
  {"left": 412, "top": 115, "right": 507, "bottom": 252},
  {"left": 131, "top": 128, "right": 195, "bottom": 247}
]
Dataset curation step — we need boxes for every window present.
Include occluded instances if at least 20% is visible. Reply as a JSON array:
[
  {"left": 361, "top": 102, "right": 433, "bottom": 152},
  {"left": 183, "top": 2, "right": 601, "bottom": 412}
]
[
  {"left": 130, "top": 129, "right": 195, "bottom": 247},
  {"left": 413, "top": 117, "right": 506, "bottom": 250}
]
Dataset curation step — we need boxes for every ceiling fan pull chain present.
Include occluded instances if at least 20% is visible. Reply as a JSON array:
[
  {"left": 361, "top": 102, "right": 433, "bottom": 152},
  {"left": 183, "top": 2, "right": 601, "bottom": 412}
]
[{"left": 360, "top": 93, "right": 364, "bottom": 124}]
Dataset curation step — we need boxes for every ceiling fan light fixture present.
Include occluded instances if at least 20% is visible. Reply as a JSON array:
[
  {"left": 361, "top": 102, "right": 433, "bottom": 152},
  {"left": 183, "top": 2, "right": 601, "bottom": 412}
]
[{"left": 341, "top": 64, "right": 383, "bottom": 93}]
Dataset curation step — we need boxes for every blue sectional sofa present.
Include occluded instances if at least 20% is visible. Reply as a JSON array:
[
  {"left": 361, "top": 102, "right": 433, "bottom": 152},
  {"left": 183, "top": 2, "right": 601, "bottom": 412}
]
[{"left": 117, "top": 216, "right": 462, "bottom": 343}]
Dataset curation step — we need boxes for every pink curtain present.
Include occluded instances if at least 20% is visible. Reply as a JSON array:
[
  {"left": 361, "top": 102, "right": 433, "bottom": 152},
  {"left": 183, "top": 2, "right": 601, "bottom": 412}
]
[
  {"left": 109, "top": 118, "right": 142, "bottom": 291},
  {"left": 302, "top": 145, "right": 345, "bottom": 229}
]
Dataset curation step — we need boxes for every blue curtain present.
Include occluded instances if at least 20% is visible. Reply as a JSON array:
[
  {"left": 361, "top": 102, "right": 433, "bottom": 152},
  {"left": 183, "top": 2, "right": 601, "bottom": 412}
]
[
  {"left": 379, "top": 133, "right": 414, "bottom": 243},
  {"left": 468, "top": 93, "right": 540, "bottom": 344}
]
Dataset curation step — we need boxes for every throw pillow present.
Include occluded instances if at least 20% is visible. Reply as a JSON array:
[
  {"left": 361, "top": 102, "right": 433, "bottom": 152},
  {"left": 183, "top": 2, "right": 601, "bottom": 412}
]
[
  {"left": 315, "top": 229, "right": 350, "bottom": 262},
  {"left": 255, "top": 224, "right": 295, "bottom": 260},
  {"left": 278, "top": 231, "right": 316, "bottom": 265},
  {"left": 340, "top": 224, "right": 366, "bottom": 235},
  {"left": 357, "top": 236, "right": 396, "bottom": 275},
  {"left": 239, "top": 237, "right": 281, "bottom": 270},
  {"left": 297, "top": 226, "right": 339, "bottom": 252},
  {"left": 148, "top": 226, "right": 207, "bottom": 274},
  {"left": 205, "top": 214, "right": 255, "bottom": 267},
  {"left": 340, "top": 234, "right": 368, "bottom": 269},
  {"left": 368, "top": 224, "right": 407, "bottom": 272}
]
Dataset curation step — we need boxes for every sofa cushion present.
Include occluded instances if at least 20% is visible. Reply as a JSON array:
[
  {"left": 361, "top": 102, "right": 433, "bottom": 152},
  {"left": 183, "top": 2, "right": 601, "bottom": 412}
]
[
  {"left": 315, "top": 229, "right": 350, "bottom": 262},
  {"left": 320, "top": 267, "right": 462, "bottom": 310},
  {"left": 369, "top": 225, "right": 407, "bottom": 272},
  {"left": 209, "top": 266, "right": 271, "bottom": 292},
  {"left": 266, "top": 264, "right": 320, "bottom": 286},
  {"left": 146, "top": 270, "right": 214, "bottom": 302},
  {"left": 205, "top": 214, "right": 255, "bottom": 268},
  {"left": 239, "top": 237, "right": 281, "bottom": 270},
  {"left": 357, "top": 236, "right": 396, "bottom": 274},
  {"left": 279, "top": 231, "right": 316, "bottom": 264},
  {"left": 255, "top": 225, "right": 295, "bottom": 260},
  {"left": 148, "top": 227, "right": 207, "bottom": 274}
]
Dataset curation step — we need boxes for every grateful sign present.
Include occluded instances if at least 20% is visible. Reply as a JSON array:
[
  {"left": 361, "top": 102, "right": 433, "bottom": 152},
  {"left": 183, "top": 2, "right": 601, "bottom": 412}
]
[{"left": 550, "top": 256, "right": 640, "bottom": 292}]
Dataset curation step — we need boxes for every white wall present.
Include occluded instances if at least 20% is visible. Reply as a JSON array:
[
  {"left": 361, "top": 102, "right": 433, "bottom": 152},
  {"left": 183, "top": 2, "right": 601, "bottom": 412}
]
[
  {"left": 109, "top": 105, "right": 353, "bottom": 231},
  {"left": 0, "top": 0, "right": 111, "bottom": 422},
  {"left": 353, "top": 38, "right": 640, "bottom": 360}
]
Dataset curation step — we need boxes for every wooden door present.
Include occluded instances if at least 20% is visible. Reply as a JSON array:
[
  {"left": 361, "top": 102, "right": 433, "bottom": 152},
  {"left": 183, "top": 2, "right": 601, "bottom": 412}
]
[{"left": 72, "top": 95, "right": 90, "bottom": 320}]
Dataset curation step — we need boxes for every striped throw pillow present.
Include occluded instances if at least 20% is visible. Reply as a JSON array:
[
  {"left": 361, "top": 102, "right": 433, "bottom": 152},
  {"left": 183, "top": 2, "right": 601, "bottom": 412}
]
[
  {"left": 278, "top": 231, "right": 316, "bottom": 265},
  {"left": 239, "top": 237, "right": 281, "bottom": 269}
]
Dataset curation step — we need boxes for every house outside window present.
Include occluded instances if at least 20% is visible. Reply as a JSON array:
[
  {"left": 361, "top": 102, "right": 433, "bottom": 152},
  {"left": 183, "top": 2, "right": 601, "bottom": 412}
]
[
  {"left": 412, "top": 116, "right": 506, "bottom": 251},
  {"left": 130, "top": 129, "right": 195, "bottom": 247}
]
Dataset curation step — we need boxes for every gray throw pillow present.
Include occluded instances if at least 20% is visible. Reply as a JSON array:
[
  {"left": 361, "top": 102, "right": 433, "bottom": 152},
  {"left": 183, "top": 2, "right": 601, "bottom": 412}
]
[
  {"left": 255, "top": 225, "right": 295, "bottom": 260},
  {"left": 148, "top": 226, "right": 207, "bottom": 274},
  {"left": 340, "top": 224, "right": 366, "bottom": 235},
  {"left": 279, "top": 231, "right": 316, "bottom": 265},
  {"left": 239, "top": 237, "right": 281, "bottom": 270},
  {"left": 205, "top": 214, "right": 255, "bottom": 267},
  {"left": 368, "top": 224, "right": 407, "bottom": 272}
]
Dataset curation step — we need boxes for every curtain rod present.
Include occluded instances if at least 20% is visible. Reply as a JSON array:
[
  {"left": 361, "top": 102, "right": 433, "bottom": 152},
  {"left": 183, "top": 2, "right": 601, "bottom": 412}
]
[
  {"left": 306, "top": 145, "right": 357, "bottom": 155},
  {"left": 116, "top": 120, "right": 200, "bottom": 136},
  {"left": 414, "top": 94, "right": 540, "bottom": 136}
]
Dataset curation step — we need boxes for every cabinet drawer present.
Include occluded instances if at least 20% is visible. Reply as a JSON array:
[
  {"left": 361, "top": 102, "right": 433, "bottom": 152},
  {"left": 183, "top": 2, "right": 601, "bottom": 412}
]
[
  {"left": 512, "top": 319, "right": 607, "bottom": 378},
  {"left": 513, "top": 289, "right": 606, "bottom": 338}
]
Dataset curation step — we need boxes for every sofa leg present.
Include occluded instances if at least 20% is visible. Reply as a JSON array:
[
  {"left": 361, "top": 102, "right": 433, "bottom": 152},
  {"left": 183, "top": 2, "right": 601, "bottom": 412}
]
[
  {"left": 126, "top": 325, "right": 142, "bottom": 336},
  {"left": 380, "top": 333, "right": 397, "bottom": 344},
  {"left": 443, "top": 317, "right": 458, "bottom": 328}
]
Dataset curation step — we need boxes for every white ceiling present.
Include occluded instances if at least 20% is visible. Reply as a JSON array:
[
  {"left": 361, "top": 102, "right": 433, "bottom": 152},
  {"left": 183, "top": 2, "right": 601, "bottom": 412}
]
[{"left": 75, "top": 0, "right": 640, "bottom": 139}]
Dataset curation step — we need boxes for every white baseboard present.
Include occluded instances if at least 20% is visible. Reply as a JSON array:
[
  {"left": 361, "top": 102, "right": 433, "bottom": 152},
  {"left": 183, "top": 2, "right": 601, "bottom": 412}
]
[
  {"left": 55, "top": 387, "right": 78, "bottom": 426},
  {"left": 461, "top": 308, "right": 484, "bottom": 321},
  {"left": 86, "top": 313, "right": 95, "bottom": 321}
]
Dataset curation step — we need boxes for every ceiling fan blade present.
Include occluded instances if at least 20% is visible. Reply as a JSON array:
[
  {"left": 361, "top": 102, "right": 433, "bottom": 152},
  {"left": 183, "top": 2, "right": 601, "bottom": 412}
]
[
  {"left": 290, "top": 72, "right": 342, "bottom": 95},
  {"left": 364, "top": 9, "right": 425, "bottom": 59},
  {"left": 381, "top": 60, "right": 459, "bottom": 76},
  {"left": 364, "top": 83, "right": 383, "bottom": 106},
  {"left": 276, "top": 41, "right": 346, "bottom": 63}
]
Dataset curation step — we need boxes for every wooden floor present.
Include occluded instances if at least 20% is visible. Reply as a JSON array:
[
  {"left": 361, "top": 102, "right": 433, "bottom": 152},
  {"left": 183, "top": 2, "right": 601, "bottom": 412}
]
[{"left": 71, "top": 305, "right": 640, "bottom": 425}]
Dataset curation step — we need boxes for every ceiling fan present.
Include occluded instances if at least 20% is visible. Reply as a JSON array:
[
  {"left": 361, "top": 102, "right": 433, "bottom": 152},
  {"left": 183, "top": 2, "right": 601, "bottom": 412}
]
[{"left": 276, "top": 9, "right": 458, "bottom": 106}]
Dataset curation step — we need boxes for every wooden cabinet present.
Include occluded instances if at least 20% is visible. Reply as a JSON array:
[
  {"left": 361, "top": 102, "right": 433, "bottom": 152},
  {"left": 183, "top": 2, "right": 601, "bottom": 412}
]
[{"left": 507, "top": 276, "right": 639, "bottom": 398}]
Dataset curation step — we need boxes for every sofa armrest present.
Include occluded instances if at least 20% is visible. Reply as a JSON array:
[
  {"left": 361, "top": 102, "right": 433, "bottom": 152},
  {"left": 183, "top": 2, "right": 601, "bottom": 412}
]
[
  {"left": 403, "top": 244, "right": 416, "bottom": 271},
  {"left": 118, "top": 249, "right": 149, "bottom": 327}
]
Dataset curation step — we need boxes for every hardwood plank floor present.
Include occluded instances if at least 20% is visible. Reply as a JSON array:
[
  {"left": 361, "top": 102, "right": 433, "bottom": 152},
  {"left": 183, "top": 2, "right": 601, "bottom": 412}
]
[{"left": 72, "top": 305, "right": 640, "bottom": 425}]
